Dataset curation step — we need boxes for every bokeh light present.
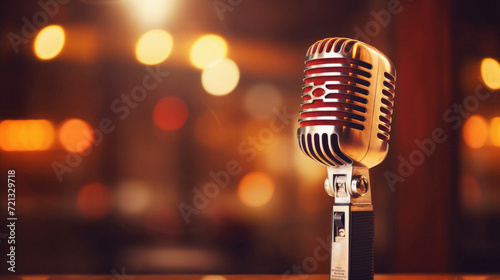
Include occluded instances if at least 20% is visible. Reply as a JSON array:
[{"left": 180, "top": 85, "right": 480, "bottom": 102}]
[
  {"left": 58, "top": 118, "right": 94, "bottom": 153},
  {"left": 237, "top": 172, "right": 275, "bottom": 207},
  {"left": 0, "top": 120, "right": 55, "bottom": 151},
  {"left": 460, "top": 175, "right": 481, "bottom": 210},
  {"left": 34, "top": 25, "right": 65, "bottom": 60},
  {"left": 490, "top": 117, "right": 500, "bottom": 146},
  {"left": 201, "top": 58, "right": 240, "bottom": 96},
  {"left": 190, "top": 34, "right": 227, "bottom": 69},
  {"left": 116, "top": 180, "right": 151, "bottom": 215},
  {"left": 125, "top": 0, "right": 178, "bottom": 27},
  {"left": 153, "top": 96, "right": 189, "bottom": 131},
  {"left": 462, "top": 115, "right": 488, "bottom": 149},
  {"left": 135, "top": 29, "right": 173, "bottom": 65},
  {"left": 76, "top": 182, "right": 113, "bottom": 220},
  {"left": 244, "top": 83, "right": 283, "bottom": 119},
  {"left": 481, "top": 58, "right": 500, "bottom": 90}
]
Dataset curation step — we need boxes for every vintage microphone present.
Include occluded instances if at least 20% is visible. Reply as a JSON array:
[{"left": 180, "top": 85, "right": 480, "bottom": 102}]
[{"left": 297, "top": 37, "right": 396, "bottom": 280}]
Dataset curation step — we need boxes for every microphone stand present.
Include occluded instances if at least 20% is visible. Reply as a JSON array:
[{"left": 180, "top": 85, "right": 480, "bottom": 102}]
[{"left": 325, "top": 166, "right": 374, "bottom": 280}]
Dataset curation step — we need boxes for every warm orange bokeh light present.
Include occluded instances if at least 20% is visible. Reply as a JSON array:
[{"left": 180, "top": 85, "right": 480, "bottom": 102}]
[
  {"left": 153, "top": 96, "right": 189, "bottom": 131},
  {"left": 135, "top": 29, "right": 173, "bottom": 65},
  {"left": 34, "top": 25, "right": 65, "bottom": 60},
  {"left": 237, "top": 172, "right": 275, "bottom": 207},
  {"left": 0, "top": 119, "right": 55, "bottom": 151},
  {"left": 76, "top": 182, "right": 113, "bottom": 220},
  {"left": 463, "top": 115, "right": 488, "bottom": 149},
  {"left": 481, "top": 57, "right": 500, "bottom": 90},
  {"left": 490, "top": 117, "right": 500, "bottom": 146},
  {"left": 190, "top": 34, "right": 227, "bottom": 69},
  {"left": 58, "top": 118, "right": 94, "bottom": 153},
  {"left": 201, "top": 58, "right": 240, "bottom": 96}
]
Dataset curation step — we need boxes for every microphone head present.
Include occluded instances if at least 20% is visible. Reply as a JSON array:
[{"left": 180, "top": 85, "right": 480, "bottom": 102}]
[{"left": 297, "top": 38, "right": 396, "bottom": 168}]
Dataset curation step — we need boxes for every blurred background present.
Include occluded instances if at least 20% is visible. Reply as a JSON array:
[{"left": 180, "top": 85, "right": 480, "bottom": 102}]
[{"left": 1, "top": 0, "right": 500, "bottom": 276}]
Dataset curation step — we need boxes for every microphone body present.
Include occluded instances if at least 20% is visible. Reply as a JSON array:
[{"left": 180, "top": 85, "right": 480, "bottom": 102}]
[{"left": 297, "top": 38, "right": 396, "bottom": 280}]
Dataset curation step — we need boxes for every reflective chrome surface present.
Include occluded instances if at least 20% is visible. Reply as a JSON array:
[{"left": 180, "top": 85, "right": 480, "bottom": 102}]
[
  {"left": 296, "top": 37, "right": 396, "bottom": 280},
  {"left": 297, "top": 37, "right": 396, "bottom": 169}
]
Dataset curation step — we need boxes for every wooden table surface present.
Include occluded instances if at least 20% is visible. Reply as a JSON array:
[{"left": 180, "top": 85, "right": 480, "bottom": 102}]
[{"left": 2, "top": 275, "right": 500, "bottom": 280}]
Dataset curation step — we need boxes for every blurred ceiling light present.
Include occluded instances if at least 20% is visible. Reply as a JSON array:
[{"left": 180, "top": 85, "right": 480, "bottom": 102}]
[
  {"left": 135, "top": 29, "right": 173, "bottom": 65},
  {"left": 462, "top": 115, "right": 488, "bottom": 149},
  {"left": 202, "top": 58, "right": 239, "bottom": 96},
  {"left": 490, "top": 117, "right": 500, "bottom": 146},
  {"left": 0, "top": 120, "right": 55, "bottom": 151},
  {"left": 481, "top": 58, "right": 500, "bottom": 90},
  {"left": 244, "top": 83, "right": 283, "bottom": 119},
  {"left": 116, "top": 180, "right": 151, "bottom": 215},
  {"left": 34, "top": 25, "right": 65, "bottom": 60},
  {"left": 58, "top": 118, "right": 94, "bottom": 153},
  {"left": 125, "top": 0, "right": 177, "bottom": 27},
  {"left": 77, "top": 182, "right": 113, "bottom": 220},
  {"left": 190, "top": 34, "right": 227, "bottom": 69},
  {"left": 153, "top": 96, "right": 189, "bottom": 131},
  {"left": 237, "top": 172, "right": 275, "bottom": 207}
]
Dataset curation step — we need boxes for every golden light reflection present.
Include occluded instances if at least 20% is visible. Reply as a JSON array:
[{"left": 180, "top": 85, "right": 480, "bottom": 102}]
[
  {"left": 201, "top": 58, "right": 239, "bottom": 96},
  {"left": 58, "top": 118, "right": 94, "bottom": 153},
  {"left": 237, "top": 172, "right": 274, "bottom": 207},
  {"left": 462, "top": 115, "right": 488, "bottom": 149},
  {"left": 490, "top": 117, "right": 500, "bottom": 146},
  {"left": 135, "top": 29, "right": 173, "bottom": 65},
  {"left": 34, "top": 25, "right": 65, "bottom": 60},
  {"left": 153, "top": 96, "right": 189, "bottom": 131},
  {"left": 481, "top": 58, "right": 500, "bottom": 90},
  {"left": 76, "top": 182, "right": 113, "bottom": 220},
  {"left": 0, "top": 120, "right": 55, "bottom": 151},
  {"left": 190, "top": 34, "right": 227, "bottom": 69}
]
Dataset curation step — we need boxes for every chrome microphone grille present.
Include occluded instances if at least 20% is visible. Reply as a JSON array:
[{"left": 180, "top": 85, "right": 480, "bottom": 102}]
[
  {"left": 378, "top": 72, "right": 396, "bottom": 141},
  {"left": 299, "top": 38, "right": 373, "bottom": 130},
  {"left": 297, "top": 37, "right": 396, "bottom": 168},
  {"left": 298, "top": 132, "right": 353, "bottom": 166}
]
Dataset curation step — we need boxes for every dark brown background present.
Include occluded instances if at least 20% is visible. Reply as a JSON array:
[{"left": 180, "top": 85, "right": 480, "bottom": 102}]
[{"left": 1, "top": 0, "right": 500, "bottom": 275}]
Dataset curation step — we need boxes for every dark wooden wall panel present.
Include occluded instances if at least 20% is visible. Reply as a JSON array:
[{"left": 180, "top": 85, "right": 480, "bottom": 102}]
[{"left": 393, "top": 0, "right": 454, "bottom": 272}]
